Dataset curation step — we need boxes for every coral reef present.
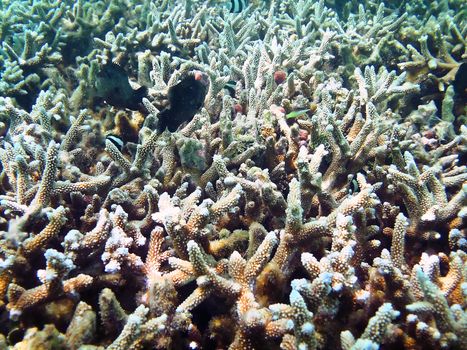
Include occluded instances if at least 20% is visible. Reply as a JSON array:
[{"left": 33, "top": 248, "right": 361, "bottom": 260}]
[{"left": 0, "top": 0, "right": 465, "bottom": 349}]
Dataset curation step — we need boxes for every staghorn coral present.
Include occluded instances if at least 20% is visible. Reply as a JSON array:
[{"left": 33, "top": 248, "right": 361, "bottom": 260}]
[
  {"left": 405, "top": 265, "right": 466, "bottom": 349},
  {"left": 0, "top": 0, "right": 465, "bottom": 349},
  {"left": 341, "top": 302, "right": 401, "bottom": 350}
]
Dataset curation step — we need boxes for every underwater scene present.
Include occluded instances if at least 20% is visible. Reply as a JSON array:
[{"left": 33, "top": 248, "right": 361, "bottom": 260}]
[{"left": 0, "top": 0, "right": 466, "bottom": 349}]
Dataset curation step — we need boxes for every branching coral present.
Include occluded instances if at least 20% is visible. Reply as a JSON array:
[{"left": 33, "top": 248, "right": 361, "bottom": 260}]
[{"left": 0, "top": 0, "right": 465, "bottom": 349}]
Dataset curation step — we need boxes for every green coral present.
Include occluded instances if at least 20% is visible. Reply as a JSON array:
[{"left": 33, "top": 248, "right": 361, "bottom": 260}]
[{"left": 177, "top": 137, "right": 207, "bottom": 171}]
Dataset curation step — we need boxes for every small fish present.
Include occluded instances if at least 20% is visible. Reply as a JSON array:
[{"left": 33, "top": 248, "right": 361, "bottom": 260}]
[
  {"left": 95, "top": 63, "right": 147, "bottom": 111},
  {"left": 158, "top": 71, "right": 209, "bottom": 132},
  {"left": 286, "top": 109, "right": 309, "bottom": 119},
  {"left": 230, "top": 0, "right": 247, "bottom": 13},
  {"left": 453, "top": 62, "right": 466, "bottom": 95},
  {"left": 224, "top": 80, "right": 237, "bottom": 97},
  {"left": 351, "top": 178, "right": 359, "bottom": 193},
  {"left": 106, "top": 134, "right": 125, "bottom": 151}
]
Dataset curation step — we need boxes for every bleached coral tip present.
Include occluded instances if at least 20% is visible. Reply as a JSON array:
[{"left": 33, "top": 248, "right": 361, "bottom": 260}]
[
  {"left": 265, "top": 231, "right": 277, "bottom": 243},
  {"left": 187, "top": 240, "right": 197, "bottom": 250},
  {"left": 289, "top": 289, "right": 302, "bottom": 303}
]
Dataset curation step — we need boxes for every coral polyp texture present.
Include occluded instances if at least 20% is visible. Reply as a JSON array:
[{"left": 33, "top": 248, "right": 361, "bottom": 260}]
[{"left": 0, "top": 0, "right": 466, "bottom": 349}]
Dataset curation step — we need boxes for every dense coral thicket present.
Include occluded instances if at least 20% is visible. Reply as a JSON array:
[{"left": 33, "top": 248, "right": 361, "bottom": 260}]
[{"left": 0, "top": 0, "right": 465, "bottom": 349}]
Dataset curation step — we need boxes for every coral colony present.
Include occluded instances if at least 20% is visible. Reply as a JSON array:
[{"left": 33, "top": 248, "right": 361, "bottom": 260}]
[{"left": 0, "top": 0, "right": 466, "bottom": 349}]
